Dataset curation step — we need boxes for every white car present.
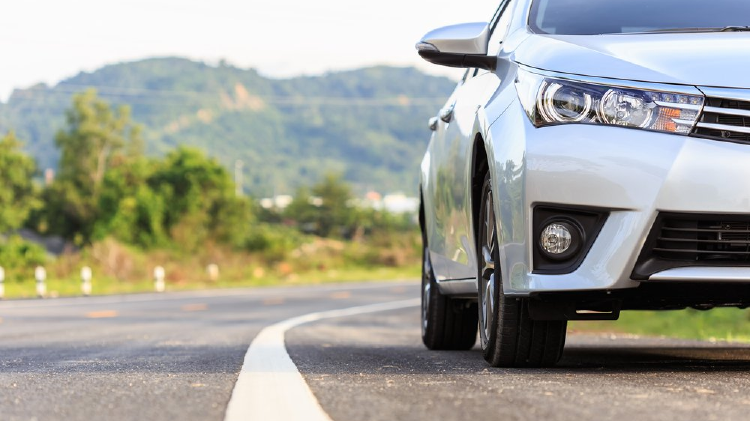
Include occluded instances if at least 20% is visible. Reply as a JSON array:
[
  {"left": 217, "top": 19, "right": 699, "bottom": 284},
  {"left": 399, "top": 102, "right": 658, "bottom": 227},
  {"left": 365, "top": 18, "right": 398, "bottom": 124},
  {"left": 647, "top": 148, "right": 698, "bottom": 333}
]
[{"left": 417, "top": 0, "right": 750, "bottom": 367}]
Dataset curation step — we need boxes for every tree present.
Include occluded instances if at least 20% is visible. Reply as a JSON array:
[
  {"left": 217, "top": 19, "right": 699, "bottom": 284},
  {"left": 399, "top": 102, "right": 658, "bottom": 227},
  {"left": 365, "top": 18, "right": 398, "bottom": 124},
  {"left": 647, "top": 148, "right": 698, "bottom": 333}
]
[
  {"left": 44, "top": 89, "right": 143, "bottom": 242},
  {"left": 285, "top": 173, "right": 356, "bottom": 237},
  {"left": 0, "top": 131, "right": 40, "bottom": 232},
  {"left": 312, "top": 173, "right": 355, "bottom": 237},
  {"left": 93, "top": 156, "right": 168, "bottom": 248},
  {"left": 34, "top": 90, "right": 256, "bottom": 249},
  {"left": 148, "top": 147, "right": 253, "bottom": 250}
]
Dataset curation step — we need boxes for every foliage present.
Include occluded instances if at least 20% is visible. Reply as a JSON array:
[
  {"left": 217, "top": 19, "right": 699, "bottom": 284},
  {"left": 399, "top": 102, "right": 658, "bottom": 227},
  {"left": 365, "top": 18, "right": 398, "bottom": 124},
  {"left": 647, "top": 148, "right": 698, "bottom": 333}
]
[
  {"left": 0, "top": 236, "right": 48, "bottom": 275},
  {"left": 37, "top": 89, "right": 143, "bottom": 243},
  {"left": 26, "top": 91, "right": 417, "bottom": 256},
  {"left": 94, "top": 157, "right": 168, "bottom": 247},
  {"left": 148, "top": 147, "right": 254, "bottom": 250},
  {"left": 0, "top": 69, "right": 424, "bottom": 300},
  {"left": 0, "top": 58, "right": 454, "bottom": 195},
  {"left": 0, "top": 131, "right": 41, "bottom": 232},
  {"left": 28, "top": 91, "right": 254, "bottom": 252},
  {"left": 244, "top": 223, "right": 306, "bottom": 262},
  {"left": 2, "top": 235, "right": 420, "bottom": 299},
  {"left": 571, "top": 308, "right": 750, "bottom": 343},
  {"left": 283, "top": 172, "right": 419, "bottom": 240},
  {"left": 285, "top": 173, "right": 356, "bottom": 237},
  {"left": 354, "top": 207, "right": 416, "bottom": 236}
]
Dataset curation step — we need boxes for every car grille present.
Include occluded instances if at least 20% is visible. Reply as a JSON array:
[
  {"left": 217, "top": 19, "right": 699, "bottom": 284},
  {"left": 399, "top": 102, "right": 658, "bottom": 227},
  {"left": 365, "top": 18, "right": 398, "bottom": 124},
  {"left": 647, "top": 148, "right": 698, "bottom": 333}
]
[
  {"left": 632, "top": 213, "right": 750, "bottom": 280},
  {"left": 692, "top": 87, "right": 750, "bottom": 144},
  {"left": 655, "top": 219, "right": 750, "bottom": 260}
]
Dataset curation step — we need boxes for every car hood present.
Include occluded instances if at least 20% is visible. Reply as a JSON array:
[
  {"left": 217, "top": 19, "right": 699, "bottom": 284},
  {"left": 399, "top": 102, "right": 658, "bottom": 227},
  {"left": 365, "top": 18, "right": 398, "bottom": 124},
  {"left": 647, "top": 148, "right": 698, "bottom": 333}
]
[{"left": 513, "top": 32, "right": 750, "bottom": 89}]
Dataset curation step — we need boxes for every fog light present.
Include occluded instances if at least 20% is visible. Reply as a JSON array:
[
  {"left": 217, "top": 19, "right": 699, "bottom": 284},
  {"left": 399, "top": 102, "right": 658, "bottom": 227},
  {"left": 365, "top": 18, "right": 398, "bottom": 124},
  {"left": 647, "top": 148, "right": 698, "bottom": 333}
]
[
  {"left": 540, "top": 223, "right": 573, "bottom": 256},
  {"left": 533, "top": 207, "right": 607, "bottom": 273}
]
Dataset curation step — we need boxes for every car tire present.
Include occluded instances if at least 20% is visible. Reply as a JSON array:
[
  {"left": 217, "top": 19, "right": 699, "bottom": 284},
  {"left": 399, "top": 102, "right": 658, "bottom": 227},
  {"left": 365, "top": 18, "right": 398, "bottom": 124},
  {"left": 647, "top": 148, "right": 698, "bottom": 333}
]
[
  {"left": 421, "top": 231, "right": 478, "bottom": 351},
  {"left": 477, "top": 172, "right": 566, "bottom": 367}
]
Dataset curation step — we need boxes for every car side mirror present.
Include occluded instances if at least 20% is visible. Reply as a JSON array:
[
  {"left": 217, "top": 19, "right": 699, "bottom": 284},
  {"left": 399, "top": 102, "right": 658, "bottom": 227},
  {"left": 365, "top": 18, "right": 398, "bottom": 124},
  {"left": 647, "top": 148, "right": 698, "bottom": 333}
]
[{"left": 416, "top": 22, "right": 497, "bottom": 71}]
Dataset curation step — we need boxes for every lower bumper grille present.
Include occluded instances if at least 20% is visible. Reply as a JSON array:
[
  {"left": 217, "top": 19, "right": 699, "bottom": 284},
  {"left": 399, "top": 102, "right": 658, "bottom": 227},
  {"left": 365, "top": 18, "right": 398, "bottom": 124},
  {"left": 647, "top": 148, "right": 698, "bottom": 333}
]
[{"left": 633, "top": 213, "right": 750, "bottom": 280}]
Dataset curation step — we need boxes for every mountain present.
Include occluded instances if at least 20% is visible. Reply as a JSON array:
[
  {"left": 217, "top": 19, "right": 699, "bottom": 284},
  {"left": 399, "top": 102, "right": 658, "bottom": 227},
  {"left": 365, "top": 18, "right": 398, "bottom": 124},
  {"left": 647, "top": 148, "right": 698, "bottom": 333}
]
[{"left": 0, "top": 57, "right": 455, "bottom": 196}]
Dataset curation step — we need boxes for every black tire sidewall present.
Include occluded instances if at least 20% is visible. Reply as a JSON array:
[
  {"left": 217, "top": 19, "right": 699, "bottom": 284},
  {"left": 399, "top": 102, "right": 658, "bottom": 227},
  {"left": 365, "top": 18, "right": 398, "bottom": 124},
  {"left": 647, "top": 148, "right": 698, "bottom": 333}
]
[
  {"left": 421, "top": 243, "right": 431, "bottom": 339},
  {"left": 421, "top": 232, "right": 442, "bottom": 347},
  {"left": 478, "top": 173, "right": 501, "bottom": 355}
]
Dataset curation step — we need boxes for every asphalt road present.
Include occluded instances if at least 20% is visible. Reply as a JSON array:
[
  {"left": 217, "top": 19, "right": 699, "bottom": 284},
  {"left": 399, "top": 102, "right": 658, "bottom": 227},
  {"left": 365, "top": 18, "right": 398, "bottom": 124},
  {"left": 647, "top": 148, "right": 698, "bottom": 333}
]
[{"left": 1, "top": 281, "right": 750, "bottom": 421}]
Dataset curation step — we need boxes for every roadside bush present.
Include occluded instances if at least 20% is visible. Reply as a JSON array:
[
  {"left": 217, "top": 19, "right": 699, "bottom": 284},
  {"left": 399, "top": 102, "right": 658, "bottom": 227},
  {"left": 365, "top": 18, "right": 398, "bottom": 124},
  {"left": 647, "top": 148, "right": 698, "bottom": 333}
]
[
  {"left": 0, "top": 236, "right": 48, "bottom": 280},
  {"left": 244, "top": 224, "right": 306, "bottom": 262}
]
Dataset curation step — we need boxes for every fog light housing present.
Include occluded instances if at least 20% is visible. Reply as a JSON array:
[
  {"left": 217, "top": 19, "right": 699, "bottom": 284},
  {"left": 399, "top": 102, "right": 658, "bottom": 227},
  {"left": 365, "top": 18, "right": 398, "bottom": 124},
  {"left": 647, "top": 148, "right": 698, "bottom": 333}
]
[
  {"left": 538, "top": 221, "right": 582, "bottom": 261},
  {"left": 533, "top": 206, "right": 608, "bottom": 274}
]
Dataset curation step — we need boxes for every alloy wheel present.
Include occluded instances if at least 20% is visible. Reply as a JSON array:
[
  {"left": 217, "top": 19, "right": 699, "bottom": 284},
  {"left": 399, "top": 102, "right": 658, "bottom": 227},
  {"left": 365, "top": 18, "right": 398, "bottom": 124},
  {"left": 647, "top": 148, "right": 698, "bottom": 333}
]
[
  {"left": 479, "top": 189, "right": 497, "bottom": 348},
  {"left": 421, "top": 249, "right": 432, "bottom": 336}
]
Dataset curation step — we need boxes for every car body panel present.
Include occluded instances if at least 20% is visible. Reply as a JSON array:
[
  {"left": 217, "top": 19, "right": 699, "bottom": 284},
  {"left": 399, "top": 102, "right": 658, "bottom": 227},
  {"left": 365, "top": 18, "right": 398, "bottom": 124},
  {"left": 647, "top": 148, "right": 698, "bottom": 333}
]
[
  {"left": 441, "top": 71, "right": 501, "bottom": 279},
  {"left": 423, "top": 69, "right": 502, "bottom": 286},
  {"left": 513, "top": 33, "right": 750, "bottom": 89},
  {"left": 484, "top": 98, "right": 750, "bottom": 295},
  {"left": 421, "top": 85, "right": 458, "bottom": 281},
  {"left": 650, "top": 267, "right": 750, "bottom": 282}
]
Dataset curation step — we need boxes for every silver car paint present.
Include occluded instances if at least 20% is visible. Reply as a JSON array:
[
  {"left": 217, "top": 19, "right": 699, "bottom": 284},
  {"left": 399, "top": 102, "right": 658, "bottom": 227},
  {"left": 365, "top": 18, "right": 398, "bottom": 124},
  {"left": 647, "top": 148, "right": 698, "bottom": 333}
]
[
  {"left": 650, "top": 267, "right": 750, "bottom": 282},
  {"left": 418, "top": 22, "right": 490, "bottom": 55},
  {"left": 420, "top": 0, "right": 750, "bottom": 296},
  {"left": 513, "top": 33, "right": 750, "bottom": 88},
  {"left": 423, "top": 66, "right": 511, "bottom": 284}
]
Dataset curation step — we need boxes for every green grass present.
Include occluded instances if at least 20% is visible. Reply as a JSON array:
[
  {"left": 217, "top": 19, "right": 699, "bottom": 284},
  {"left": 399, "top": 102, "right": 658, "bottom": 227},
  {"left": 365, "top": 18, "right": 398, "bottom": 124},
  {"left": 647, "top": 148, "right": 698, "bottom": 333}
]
[
  {"left": 9, "top": 265, "right": 750, "bottom": 344},
  {"left": 570, "top": 307, "right": 750, "bottom": 342},
  {"left": 0, "top": 265, "right": 420, "bottom": 300}
]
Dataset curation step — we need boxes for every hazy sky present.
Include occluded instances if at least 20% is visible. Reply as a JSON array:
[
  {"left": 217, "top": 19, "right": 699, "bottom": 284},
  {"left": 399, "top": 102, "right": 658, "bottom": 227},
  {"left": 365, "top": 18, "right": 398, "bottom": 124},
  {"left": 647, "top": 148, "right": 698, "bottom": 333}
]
[{"left": 1, "top": 0, "right": 497, "bottom": 100}]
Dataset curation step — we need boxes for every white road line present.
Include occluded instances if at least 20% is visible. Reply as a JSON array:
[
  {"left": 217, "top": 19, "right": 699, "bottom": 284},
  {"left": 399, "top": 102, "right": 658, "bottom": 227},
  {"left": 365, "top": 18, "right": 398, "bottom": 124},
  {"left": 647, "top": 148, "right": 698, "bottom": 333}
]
[{"left": 224, "top": 298, "right": 420, "bottom": 421}]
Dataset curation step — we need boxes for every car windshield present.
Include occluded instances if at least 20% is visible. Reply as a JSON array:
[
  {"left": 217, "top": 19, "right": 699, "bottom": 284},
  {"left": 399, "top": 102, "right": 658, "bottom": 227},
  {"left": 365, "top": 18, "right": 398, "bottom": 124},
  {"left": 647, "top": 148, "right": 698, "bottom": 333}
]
[{"left": 529, "top": 0, "right": 750, "bottom": 35}]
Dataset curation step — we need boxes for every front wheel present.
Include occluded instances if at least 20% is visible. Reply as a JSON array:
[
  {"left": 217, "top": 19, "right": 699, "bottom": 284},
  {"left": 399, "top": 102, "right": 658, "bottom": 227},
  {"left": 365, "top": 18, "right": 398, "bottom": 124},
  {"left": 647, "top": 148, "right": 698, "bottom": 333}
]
[
  {"left": 421, "top": 239, "right": 478, "bottom": 350},
  {"left": 477, "top": 172, "right": 567, "bottom": 367}
]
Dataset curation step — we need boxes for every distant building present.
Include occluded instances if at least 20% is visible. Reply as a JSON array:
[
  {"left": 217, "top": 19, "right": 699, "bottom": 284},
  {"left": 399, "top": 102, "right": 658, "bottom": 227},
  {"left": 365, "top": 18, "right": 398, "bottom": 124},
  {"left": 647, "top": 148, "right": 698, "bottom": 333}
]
[
  {"left": 261, "top": 192, "right": 418, "bottom": 214},
  {"left": 260, "top": 195, "right": 293, "bottom": 210},
  {"left": 365, "top": 191, "right": 382, "bottom": 202},
  {"left": 382, "top": 193, "right": 419, "bottom": 214},
  {"left": 44, "top": 168, "right": 55, "bottom": 186}
]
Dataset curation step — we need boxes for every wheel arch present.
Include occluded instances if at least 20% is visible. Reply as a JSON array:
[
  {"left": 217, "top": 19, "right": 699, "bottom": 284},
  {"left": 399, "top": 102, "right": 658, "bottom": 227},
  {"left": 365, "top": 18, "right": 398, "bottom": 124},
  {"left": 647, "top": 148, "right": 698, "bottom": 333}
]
[
  {"left": 470, "top": 134, "right": 491, "bottom": 248},
  {"left": 419, "top": 184, "right": 426, "bottom": 243}
]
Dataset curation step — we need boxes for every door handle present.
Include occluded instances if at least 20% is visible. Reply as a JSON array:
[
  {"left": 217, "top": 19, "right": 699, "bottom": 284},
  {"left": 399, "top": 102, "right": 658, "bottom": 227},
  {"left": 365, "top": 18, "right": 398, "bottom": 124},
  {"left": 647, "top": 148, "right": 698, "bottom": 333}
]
[
  {"left": 428, "top": 116, "right": 439, "bottom": 131},
  {"left": 439, "top": 102, "right": 455, "bottom": 123}
]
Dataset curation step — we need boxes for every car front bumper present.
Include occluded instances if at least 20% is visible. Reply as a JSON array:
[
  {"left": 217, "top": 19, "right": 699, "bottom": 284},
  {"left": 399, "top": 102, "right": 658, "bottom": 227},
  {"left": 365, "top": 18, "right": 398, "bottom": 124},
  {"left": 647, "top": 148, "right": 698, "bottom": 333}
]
[{"left": 490, "top": 100, "right": 750, "bottom": 296}]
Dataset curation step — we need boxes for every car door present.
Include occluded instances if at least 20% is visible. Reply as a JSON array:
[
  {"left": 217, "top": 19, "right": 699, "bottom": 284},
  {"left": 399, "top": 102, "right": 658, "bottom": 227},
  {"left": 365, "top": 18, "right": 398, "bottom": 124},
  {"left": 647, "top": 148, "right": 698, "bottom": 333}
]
[
  {"left": 432, "top": 0, "right": 513, "bottom": 281},
  {"left": 424, "top": 69, "right": 472, "bottom": 282}
]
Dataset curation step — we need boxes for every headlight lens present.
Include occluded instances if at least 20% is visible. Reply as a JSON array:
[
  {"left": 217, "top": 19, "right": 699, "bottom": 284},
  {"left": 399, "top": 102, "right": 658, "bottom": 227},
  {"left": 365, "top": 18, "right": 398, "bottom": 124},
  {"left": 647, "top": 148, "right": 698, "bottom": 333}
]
[{"left": 516, "top": 69, "right": 704, "bottom": 135}]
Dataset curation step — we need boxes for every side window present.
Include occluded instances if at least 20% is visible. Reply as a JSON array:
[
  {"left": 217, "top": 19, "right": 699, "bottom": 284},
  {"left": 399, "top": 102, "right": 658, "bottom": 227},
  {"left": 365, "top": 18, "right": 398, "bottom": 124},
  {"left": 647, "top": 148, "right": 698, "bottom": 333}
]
[{"left": 488, "top": 0, "right": 514, "bottom": 56}]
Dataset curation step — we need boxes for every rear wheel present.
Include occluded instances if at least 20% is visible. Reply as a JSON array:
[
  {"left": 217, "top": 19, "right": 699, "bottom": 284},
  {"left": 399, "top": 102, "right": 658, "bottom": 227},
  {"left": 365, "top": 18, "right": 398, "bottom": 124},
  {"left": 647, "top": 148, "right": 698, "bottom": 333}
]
[
  {"left": 477, "top": 172, "right": 567, "bottom": 367},
  {"left": 421, "top": 233, "right": 478, "bottom": 350}
]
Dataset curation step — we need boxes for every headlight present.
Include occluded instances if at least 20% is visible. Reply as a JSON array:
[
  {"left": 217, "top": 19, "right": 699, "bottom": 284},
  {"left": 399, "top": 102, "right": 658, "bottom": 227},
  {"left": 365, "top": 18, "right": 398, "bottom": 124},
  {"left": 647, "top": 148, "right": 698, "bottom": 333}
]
[{"left": 515, "top": 69, "right": 704, "bottom": 135}]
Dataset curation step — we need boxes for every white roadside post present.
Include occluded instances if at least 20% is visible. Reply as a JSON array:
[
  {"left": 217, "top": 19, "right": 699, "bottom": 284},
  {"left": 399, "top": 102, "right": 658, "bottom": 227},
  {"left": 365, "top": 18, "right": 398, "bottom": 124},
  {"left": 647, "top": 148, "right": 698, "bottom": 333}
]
[
  {"left": 207, "top": 263, "right": 219, "bottom": 282},
  {"left": 0, "top": 267, "right": 5, "bottom": 300},
  {"left": 81, "top": 266, "right": 93, "bottom": 296},
  {"left": 154, "top": 266, "right": 166, "bottom": 293},
  {"left": 35, "top": 266, "right": 47, "bottom": 298}
]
